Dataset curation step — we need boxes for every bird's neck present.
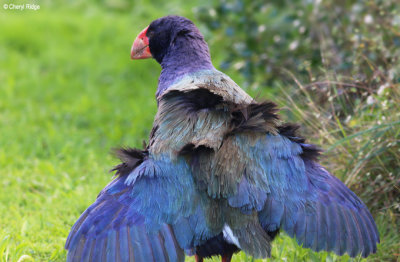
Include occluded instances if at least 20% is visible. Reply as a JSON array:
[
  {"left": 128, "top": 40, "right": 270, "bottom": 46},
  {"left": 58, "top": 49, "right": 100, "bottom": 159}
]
[{"left": 156, "top": 37, "right": 214, "bottom": 98}]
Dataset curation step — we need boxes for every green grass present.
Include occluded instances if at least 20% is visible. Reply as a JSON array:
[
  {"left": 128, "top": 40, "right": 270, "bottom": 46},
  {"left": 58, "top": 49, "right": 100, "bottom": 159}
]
[{"left": 0, "top": 2, "right": 398, "bottom": 262}]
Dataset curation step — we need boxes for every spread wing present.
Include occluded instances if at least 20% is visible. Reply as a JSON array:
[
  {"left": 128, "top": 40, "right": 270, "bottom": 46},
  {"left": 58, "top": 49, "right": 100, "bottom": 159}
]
[
  {"left": 226, "top": 127, "right": 380, "bottom": 258},
  {"left": 65, "top": 151, "right": 193, "bottom": 262}
]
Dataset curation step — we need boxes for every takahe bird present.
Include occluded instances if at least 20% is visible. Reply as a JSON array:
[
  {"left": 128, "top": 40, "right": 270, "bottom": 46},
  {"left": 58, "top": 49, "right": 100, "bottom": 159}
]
[{"left": 65, "top": 16, "right": 379, "bottom": 262}]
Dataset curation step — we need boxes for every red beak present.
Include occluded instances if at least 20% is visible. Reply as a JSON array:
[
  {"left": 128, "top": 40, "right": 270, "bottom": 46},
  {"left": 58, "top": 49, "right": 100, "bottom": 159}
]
[{"left": 131, "top": 26, "right": 152, "bottom": 60}]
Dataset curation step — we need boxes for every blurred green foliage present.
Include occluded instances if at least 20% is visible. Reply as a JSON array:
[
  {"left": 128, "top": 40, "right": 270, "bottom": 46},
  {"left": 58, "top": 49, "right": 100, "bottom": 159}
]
[
  {"left": 195, "top": 0, "right": 400, "bottom": 89},
  {"left": 0, "top": 0, "right": 399, "bottom": 261}
]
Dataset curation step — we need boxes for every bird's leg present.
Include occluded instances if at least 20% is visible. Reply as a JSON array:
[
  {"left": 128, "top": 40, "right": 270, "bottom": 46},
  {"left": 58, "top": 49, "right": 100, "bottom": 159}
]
[
  {"left": 195, "top": 254, "right": 204, "bottom": 262},
  {"left": 221, "top": 252, "right": 233, "bottom": 262}
]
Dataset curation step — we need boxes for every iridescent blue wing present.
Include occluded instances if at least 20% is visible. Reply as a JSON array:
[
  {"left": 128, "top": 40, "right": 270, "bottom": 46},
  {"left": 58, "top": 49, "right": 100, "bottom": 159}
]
[
  {"left": 229, "top": 131, "right": 380, "bottom": 258},
  {"left": 65, "top": 153, "right": 195, "bottom": 262}
]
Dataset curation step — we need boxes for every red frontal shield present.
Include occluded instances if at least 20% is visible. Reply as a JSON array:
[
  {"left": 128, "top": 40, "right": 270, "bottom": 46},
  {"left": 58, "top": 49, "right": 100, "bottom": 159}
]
[{"left": 131, "top": 26, "right": 152, "bottom": 59}]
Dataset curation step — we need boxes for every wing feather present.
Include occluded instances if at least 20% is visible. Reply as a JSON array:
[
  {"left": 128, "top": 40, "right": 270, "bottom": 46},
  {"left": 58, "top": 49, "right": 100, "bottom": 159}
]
[
  {"left": 65, "top": 156, "right": 190, "bottom": 262},
  {"left": 228, "top": 132, "right": 379, "bottom": 257}
]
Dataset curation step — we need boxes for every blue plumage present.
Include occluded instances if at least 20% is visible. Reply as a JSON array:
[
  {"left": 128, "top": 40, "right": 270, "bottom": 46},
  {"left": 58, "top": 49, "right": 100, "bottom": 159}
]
[
  {"left": 66, "top": 155, "right": 189, "bottom": 262},
  {"left": 66, "top": 15, "right": 379, "bottom": 261}
]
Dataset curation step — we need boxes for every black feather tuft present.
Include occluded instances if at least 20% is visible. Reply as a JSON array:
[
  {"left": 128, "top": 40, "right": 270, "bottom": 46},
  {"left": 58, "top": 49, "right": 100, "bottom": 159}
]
[
  {"left": 111, "top": 147, "right": 148, "bottom": 177},
  {"left": 195, "top": 233, "right": 240, "bottom": 258},
  {"left": 229, "top": 101, "right": 280, "bottom": 134},
  {"left": 163, "top": 88, "right": 224, "bottom": 111},
  {"left": 277, "top": 123, "right": 323, "bottom": 161},
  {"left": 300, "top": 143, "right": 323, "bottom": 161},
  {"left": 277, "top": 123, "right": 304, "bottom": 143},
  {"left": 178, "top": 143, "right": 196, "bottom": 155},
  {"left": 178, "top": 143, "right": 215, "bottom": 155},
  {"left": 266, "top": 228, "right": 281, "bottom": 240}
]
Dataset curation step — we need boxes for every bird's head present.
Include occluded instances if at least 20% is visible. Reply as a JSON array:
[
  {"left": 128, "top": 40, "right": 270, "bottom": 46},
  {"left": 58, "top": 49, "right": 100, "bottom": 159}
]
[
  {"left": 131, "top": 16, "right": 210, "bottom": 65},
  {"left": 131, "top": 16, "right": 214, "bottom": 97}
]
